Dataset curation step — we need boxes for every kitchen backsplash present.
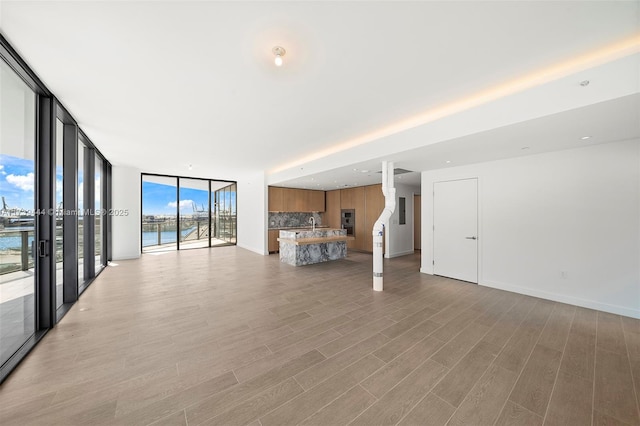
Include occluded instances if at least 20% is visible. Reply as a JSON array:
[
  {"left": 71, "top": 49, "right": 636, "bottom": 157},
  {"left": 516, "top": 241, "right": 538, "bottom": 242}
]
[{"left": 269, "top": 212, "right": 322, "bottom": 229}]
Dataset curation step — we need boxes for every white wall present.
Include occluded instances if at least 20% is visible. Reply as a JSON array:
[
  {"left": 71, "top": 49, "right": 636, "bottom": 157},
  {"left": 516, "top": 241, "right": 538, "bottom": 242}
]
[
  {"left": 237, "top": 172, "right": 267, "bottom": 255},
  {"left": 111, "top": 165, "right": 141, "bottom": 260},
  {"left": 421, "top": 140, "right": 640, "bottom": 319},
  {"left": 386, "top": 183, "right": 417, "bottom": 258}
]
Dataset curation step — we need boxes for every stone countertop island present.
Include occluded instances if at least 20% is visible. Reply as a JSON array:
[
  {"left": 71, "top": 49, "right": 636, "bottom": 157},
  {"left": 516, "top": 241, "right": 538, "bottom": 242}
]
[{"left": 278, "top": 228, "right": 347, "bottom": 266}]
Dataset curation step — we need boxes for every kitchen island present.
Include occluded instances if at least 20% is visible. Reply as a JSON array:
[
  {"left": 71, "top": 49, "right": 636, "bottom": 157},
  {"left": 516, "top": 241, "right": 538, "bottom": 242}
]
[{"left": 278, "top": 228, "right": 347, "bottom": 266}]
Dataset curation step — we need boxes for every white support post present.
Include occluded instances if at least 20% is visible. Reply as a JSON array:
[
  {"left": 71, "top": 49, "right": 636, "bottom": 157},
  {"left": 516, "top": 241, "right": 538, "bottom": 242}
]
[{"left": 372, "top": 161, "right": 395, "bottom": 291}]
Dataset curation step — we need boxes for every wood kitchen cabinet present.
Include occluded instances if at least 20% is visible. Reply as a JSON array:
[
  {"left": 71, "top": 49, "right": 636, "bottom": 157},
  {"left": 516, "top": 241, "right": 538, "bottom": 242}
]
[
  {"left": 323, "top": 184, "right": 384, "bottom": 253},
  {"left": 282, "top": 188, "right": 298, "bottom": 212},
  {"left": 268, "top": 187, "right": 284, "bottom": 212},
  {"left": 308, "top": 190, "right": 325, "bottom": 212},
  {"left": 270, "top": 187, "right": 325, "bottom": 212},
  {"left": 325, "top": 190, "right": 341, "bottom": 229},
  {"left": 268, "top": 229, "right": 279, "bottom": 253}
]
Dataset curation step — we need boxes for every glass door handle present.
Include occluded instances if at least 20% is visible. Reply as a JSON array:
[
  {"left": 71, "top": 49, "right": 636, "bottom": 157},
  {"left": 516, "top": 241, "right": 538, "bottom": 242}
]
[{"left": 38, "top": 240, "right": 49, "bottom": 257}]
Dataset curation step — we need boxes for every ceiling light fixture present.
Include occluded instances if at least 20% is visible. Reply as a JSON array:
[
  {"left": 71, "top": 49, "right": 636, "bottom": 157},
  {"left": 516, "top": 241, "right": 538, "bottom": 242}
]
[
  {"left": 581, "top": 136, "right": 591, "bottom": 140},
  {"left": 446, "top": 160, "right": 451, "bottom": 164},
  {"left": 272, "top": 46, "right": 286, "bottom": 67}
]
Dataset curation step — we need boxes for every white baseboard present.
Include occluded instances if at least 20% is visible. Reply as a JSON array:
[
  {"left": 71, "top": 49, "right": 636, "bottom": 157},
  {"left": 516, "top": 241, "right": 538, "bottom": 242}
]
[
  {"left": 482, "top": 280, "right": 640, "bottom": 319},
  {"left": 387, "top": 250, "right": 416, "bottom": 258},
  {"left": 237, "top": 243, "right": 268, "bottom": 256},
  {"left": 112, "top": 254, "right": 140, "bottom": 260}
]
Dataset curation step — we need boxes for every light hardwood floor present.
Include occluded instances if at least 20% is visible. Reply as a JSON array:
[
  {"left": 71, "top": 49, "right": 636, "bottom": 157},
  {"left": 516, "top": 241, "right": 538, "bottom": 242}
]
[{"left": 0, "top": 247, "right": 638, "bottom": 426}]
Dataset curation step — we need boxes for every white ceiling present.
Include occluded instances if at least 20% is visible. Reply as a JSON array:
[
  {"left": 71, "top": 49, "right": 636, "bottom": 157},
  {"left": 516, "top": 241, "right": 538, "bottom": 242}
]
[{"left": 1, "top": 1, "right": 638, "bottom": 187}]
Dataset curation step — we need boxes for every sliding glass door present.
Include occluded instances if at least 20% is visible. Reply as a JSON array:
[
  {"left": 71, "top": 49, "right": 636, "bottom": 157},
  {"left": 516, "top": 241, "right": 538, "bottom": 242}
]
[
  {"left": 0, "top": 58, "right": 37, "bottom": 368},
  {"left": 0, "top": 31, "right": 112, "bottom": 384},
  {"left": 94, "top": 153, "right": 103, "bottom": 272},
  {"left": 179, "top": 178, "right": 209, "bottom": 250},
  {"left": 55, "top": 119, "right": 64, "bottom": 310},
  {"left": 78, "top": 140, "right": 86, "bottom": 286},
  {"left": 142, "top": 175, "right": 178, "bottom": 253},
  {"left": 212, "top": 182, "right": 237, "bottom": 245}
]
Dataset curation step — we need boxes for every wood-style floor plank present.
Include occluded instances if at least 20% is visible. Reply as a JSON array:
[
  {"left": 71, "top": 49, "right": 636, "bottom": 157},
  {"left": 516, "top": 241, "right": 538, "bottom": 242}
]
[
  {"left": 184, "top": 350, "right": 324, "bottom": 425},
  {"left": 397, "top": 393, "right": 455, "bottom": 426},
  {"left": 544, "top": 370, "right": 593, "bottom": 426},
  {"left": 299, "top": 385, "right": 376, "bottom": 426},
  {"left": 259, "top": 355, "right": 384, "bottom": 426},
  {"left": 537, "top": 303, "right": 575, "bottom": 352},
  {"left": 508, "top": 344, "right": 562, "bottom": 416},
  {"left": 494, "top": 301, "right": 554, "bottom": 374},
  {"left": 431, "top": 341, "right": 496, "bottom": 408},
  {"left": 495, "top": 401, "right": 543, "bottom": 426},
  {"left": 597, "top": 311, "right": 627, "bottom": 355},
  {"left": 593, "top": 348, "right": 640, "bottom": 425},
  {"left": 200, "top": 378, "right": 304, "bottom": 426},
  {"left": 349, "top": 359, "right": 448, "bottom": 426},
  {"left": 1, "top": 248, "right": 637, "bottom": 426},
  {"left": 447, "top": 364, "right": 517, "bottom": 426},
  {"left": 360, "top": 335, "right": 445, "bottom": 398},
  {"left": 430, "top": 321, "right": 489, "bottom": 368},
  {"left": 372, "top": 319, "right": 441, "bottom": 362},
  {"left": 560, "top": 308, "right": 597, "bottom": 381},
  {"left": 294, "top": 333, "right": 389, "bottom": 391}
]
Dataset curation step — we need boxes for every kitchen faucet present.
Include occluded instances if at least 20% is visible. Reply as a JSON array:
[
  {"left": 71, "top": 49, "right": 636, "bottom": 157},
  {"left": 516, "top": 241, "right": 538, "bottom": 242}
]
[{"left": 309, "top": 216, "right": 315, "bottom": 231}]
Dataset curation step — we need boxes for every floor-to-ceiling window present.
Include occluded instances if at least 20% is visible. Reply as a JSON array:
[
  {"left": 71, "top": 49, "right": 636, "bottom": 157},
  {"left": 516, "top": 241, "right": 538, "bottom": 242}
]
[
  {"left": 0, "top": 34, "right": 112, "bottom": 384},
  {"left": 179, "top": 178, "right": 210, "bottom": 250},
  {"left": 94, "top": 153, "right": 103, "bottom": 272},
  {"left": 141, "top": 175, "right": 178, "bottom": 253},
  {"left": 0, "top": 57, "right": 36, "bottom": 369},
  {"left": 212, "top": 182, "right": 237, "bottom": 245},
  {"left": 142, "top": 174, "right": 235, "bottom": 252},
  {"left": 77, "top": 140, "right": 86, "bottom": 286},
  {"left": 55, "top": 118, "right": 64, "bottom": 310}
]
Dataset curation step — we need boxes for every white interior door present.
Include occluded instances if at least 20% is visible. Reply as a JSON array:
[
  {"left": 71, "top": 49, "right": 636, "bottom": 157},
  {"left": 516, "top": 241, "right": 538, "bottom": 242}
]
[{"left": 433, "top": 178, "right": 478, "bottom": 283}]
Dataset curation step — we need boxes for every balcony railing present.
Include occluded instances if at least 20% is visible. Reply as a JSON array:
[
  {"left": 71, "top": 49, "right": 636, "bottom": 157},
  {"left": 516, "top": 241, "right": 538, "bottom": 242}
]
[
  {"left": 142, "top": 214, "right": 237, "bottom": 250},
  {"left": 0, "top": 228, "right": 35, "bottom": 275}
]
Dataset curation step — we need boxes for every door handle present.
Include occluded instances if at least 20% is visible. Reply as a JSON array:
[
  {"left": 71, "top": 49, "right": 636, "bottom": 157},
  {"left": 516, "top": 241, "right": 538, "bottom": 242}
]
[
  {"left": 465, "top": 236, "right": 477, "bottom": 240},
  {"left": 38, "top": 240, "right": 49, "bottom": 257}
]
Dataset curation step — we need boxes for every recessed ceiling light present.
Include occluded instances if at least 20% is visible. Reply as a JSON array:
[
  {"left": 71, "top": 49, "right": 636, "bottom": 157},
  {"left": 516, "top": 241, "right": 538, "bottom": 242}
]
[
  {"left": 361, "top": 169, "right": 369, "bottom": 173},
  {"left": 353, "top": 168, "right": 358, "bottom": 171},
  {"left": 446, "top": 160, "right": 451, "bottom": 164},
  {"left": 581, "top": 136, "right": 591, "bottom": 140}
]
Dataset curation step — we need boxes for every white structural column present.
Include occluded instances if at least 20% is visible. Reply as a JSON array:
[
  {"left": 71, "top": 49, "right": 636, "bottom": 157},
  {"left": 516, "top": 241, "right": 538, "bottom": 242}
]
[{"left": 372, "top": 161, "right": 396, "bottom": 291}]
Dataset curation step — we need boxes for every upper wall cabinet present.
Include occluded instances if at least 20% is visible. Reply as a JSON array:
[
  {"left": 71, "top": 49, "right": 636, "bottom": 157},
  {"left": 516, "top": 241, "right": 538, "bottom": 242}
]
[
  {"left": 268, "top": 186, "right": 284, "bottom": 212},
  {"left": 268, "top": 187, "right": 325, "bottom": 212},
  {"left": 308, "top": 190, "right": 325, "bottom": 212}
]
